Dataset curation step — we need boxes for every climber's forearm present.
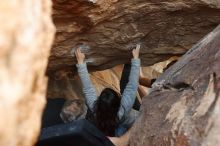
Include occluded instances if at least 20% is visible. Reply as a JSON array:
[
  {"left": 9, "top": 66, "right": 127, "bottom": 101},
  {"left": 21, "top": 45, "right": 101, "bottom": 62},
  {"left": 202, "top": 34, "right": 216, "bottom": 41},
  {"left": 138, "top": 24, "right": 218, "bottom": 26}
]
[
  {"left": 139, "top": 77, "right": 152, "bottom": 87},
  {"left": 109, "top": 130, "right": 131, "bottom": 146},
  {"left": 138, "top": 85, "right": 148, "bottom": 98}
]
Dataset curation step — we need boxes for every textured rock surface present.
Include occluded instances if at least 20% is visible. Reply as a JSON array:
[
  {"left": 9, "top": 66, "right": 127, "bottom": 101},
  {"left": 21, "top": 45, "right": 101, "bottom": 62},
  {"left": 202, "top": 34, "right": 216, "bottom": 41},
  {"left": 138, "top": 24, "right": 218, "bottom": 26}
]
[
  {"left": 0, "top": 1, "right": 55, "bottom": 146},
  {"left": 47, "top": 65, "right": 122, "bottom": 99},
  {"left": 46, "top": 57, "right": 178, "bottom": 100},
  {"left": 130, "top": 25, "right": 220, "bottom": 146},
  {"left": 48, "top": 0, "right": 220, "bottom": 74}
]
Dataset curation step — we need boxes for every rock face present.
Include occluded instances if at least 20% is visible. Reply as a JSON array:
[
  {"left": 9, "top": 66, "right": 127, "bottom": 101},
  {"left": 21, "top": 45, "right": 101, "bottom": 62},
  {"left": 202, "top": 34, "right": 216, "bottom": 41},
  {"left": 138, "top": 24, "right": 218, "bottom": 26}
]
[
  {"left": 46, "top": 57, "right": 178, "bottom": 100},
  {"left": 47, "top": 65, "right": 122, "bottom": 99},
  {"left": 48, "top": 0, "right": 220, "bottom": 74},
  {"left": 49, "top": 58, "right": 178, "bottom": 124},
  {"left": 130, "top": 25, "right": 220, "bottom": 146},
  {"left": 47, "top": 0, "right": 220, "bottom": 101},
  {"left": 0, "top": 1, "right": 55, "bottom": 146}
]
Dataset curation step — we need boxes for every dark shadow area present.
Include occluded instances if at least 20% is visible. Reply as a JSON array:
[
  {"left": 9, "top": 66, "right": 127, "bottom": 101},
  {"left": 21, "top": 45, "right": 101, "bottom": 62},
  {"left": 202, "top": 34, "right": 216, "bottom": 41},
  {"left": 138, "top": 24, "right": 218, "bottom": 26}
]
[
  {"left": 41, "top": 98, "right": 66, "bottom": 128},
  {"left": 37, "top": 99, "right": 114, "bottom": 146},
  {"left": 36, "top": 119, "right": 114, "bottom": 146}
]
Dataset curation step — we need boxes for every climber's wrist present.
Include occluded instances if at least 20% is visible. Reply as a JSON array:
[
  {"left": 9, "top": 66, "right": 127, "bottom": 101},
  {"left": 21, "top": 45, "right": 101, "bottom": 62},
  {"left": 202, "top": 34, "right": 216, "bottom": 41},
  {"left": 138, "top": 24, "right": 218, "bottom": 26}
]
[{"left": 77, "top": 60, "right": 84, "bottom": 64}]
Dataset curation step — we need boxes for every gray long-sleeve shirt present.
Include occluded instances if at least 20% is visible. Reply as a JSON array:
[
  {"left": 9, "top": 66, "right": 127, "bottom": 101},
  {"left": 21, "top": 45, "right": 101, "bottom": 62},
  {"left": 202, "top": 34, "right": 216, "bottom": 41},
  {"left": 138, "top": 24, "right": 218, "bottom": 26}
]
[{"left": 76, "top": 58, "right": 140, "bottom": 122}]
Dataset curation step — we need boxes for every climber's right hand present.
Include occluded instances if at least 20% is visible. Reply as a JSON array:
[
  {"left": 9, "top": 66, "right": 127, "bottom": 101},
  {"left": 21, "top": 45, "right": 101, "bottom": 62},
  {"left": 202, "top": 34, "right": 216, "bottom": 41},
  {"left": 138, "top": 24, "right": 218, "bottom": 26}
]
[
  {"left": 132, "top": 44, "right": 140, "bottom": 59},
  {"left": 75, "top": 47, "right": 85, "bottom": 64}
]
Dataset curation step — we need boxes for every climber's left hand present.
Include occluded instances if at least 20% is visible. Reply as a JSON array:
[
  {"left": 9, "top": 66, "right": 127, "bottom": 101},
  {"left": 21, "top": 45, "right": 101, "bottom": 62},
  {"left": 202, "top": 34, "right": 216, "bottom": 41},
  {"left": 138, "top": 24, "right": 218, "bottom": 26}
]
[{"left": 75, "top": 47, "right": 85, "bottom": 64}]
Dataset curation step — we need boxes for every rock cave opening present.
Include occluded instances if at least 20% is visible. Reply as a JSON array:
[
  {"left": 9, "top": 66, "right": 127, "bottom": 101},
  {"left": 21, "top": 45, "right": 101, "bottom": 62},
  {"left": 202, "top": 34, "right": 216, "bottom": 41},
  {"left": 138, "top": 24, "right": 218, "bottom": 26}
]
[
  {"left": 37, "top": 57, "right": 178, "bottom": 146},
  {"left": 36, "top": 0, "right": 220, "bottom": 145},
  {"left": 1, "top": 0, "right": 220, "bottom": 146}
]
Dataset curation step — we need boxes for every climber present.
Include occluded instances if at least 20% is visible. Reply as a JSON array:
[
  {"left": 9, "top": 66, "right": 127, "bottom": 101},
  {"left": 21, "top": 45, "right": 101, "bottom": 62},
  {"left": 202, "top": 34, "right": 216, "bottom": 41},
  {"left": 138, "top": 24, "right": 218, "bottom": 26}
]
[
  {"left": 137, "top": 59, "right": 178, "bottom": 99},
  {"left": 122, "top": 64, "right": 156, "bottom": 109},
  {"left": 75, "top": 44, "right": 141, "bottom": 137},
  {"left": 138, "top": 68, "right": 156, "bottom": 98}
]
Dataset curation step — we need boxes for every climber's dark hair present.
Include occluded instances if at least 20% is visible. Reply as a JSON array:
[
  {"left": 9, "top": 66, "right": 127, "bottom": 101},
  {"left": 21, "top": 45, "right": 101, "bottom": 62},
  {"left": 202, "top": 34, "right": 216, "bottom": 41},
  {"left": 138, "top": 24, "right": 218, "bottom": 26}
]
[{"left": 93, "top": 88, "right": 121, "bottom": 136}]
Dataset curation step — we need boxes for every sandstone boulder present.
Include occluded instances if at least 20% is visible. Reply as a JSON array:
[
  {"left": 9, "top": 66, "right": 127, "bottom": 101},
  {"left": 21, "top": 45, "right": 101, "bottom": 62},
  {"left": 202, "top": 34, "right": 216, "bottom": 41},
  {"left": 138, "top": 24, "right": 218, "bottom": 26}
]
[
  {"left": 130, "top": 25, "right": 220, "bottom": 146},
  {"left": 46, "top": 57, "right": 178, "bottom": 100},
  {"left": 0, "top": 1, "right": 55, "bottom": 146},
  {"left": 46, "top": 0, "right": 220, "bottom": 102},
  {"left": 48, "top": 0, "right": 220, "bottom": 74}
]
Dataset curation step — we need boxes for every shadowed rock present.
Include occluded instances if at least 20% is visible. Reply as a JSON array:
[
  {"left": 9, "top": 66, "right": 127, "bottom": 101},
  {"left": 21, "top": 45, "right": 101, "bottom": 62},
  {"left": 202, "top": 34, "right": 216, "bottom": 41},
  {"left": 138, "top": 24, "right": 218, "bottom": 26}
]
[
  {"left": 130, "top": 25, "right": 220, "bottom": 146},
  {"left": 48, "top": 0, "right": 220, "bottom": 73}
]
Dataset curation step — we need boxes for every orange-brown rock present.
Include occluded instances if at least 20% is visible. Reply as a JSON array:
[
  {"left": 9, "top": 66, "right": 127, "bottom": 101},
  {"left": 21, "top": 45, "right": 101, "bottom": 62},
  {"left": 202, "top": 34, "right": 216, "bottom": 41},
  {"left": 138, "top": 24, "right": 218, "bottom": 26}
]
[
  {"left": 47, "top": 65, "right": 122, "bottom": 100},
  {"left": 46, "top": 57, "right": 178, "bottom": 100},
  {"left": 46, "top": 0, "right": 220, "bottom": 102},
  {"left": 48, "top": 0, "right": 220, "bottom": 74},
  {"left": 0, "top": 1, "right": 55, "bottom": 146},
  {"left": 130, "top": 25, "right": 220, "bottom": 146}
]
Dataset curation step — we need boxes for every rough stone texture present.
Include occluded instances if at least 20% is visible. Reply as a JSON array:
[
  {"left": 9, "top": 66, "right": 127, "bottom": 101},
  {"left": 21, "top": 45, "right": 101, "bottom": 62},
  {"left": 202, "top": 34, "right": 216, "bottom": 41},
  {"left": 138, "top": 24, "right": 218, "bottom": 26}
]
[
  {"left": 46, "top": 57, "right": 178, "bottom": 100},
  {"left": 0, "top": 1, "right": 55, "bottom": 146},
  {"left": 48, "top": 0, "right": 220, "bottom": 74},
  {"left": 46, "top": 0, "right": 220, "bottom": 101},
  {"left": 130, "top": 25, "right": 220, "bottom": 146},
  {"left": 47, "top": 65, "right": 122, "bottom": 99}
]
